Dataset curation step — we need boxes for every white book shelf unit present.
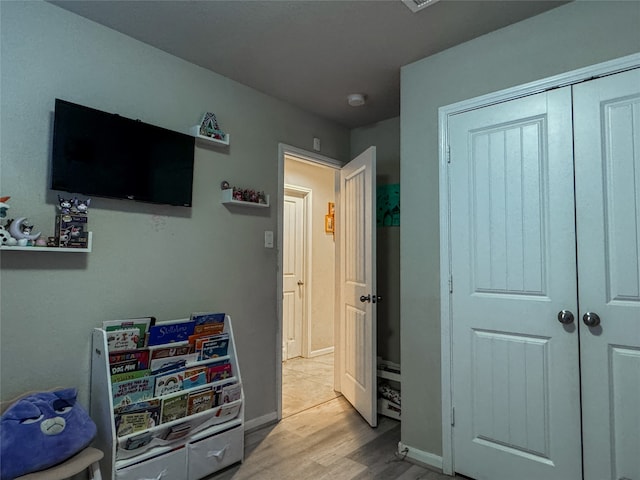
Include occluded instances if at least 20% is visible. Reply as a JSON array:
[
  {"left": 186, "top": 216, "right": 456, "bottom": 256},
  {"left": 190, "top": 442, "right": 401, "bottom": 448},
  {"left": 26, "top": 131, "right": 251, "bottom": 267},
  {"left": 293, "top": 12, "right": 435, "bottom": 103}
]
[{"left": 91, "top": 315, "right": 244, "bottom": 480}]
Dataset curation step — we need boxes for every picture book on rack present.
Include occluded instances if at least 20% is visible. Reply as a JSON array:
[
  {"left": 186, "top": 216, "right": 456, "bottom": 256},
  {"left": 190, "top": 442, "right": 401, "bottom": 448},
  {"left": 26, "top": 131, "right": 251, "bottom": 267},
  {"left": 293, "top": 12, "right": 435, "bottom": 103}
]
[
  {"left": 103, "top": 317, "right": 155, "bottom": 348},
  {"left": 147, "top": 319, "right": 195, "bottom": 346},
  {"left": 160, "top": 392, "right": 188, "bottom": 423},
  {"left": 112, "top": 377, "right": 155, "bottom": 408}
]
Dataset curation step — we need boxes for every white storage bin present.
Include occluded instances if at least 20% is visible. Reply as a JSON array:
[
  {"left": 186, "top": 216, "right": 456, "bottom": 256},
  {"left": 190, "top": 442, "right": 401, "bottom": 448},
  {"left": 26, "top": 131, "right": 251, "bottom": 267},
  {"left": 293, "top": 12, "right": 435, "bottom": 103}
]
[
  {"left": 187, "top": 426, "right": 243, "bottom": 480},
  {"left": 116, "top": 447, "right": 187, "bottom": 480}
]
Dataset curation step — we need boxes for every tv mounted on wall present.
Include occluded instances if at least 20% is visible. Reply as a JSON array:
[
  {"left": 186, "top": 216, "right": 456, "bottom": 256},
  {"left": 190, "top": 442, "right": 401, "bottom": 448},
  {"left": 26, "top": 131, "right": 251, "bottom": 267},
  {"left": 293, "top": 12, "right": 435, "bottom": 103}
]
[{"left": 51, "top": 98, "right": 195, "bottom": 207}]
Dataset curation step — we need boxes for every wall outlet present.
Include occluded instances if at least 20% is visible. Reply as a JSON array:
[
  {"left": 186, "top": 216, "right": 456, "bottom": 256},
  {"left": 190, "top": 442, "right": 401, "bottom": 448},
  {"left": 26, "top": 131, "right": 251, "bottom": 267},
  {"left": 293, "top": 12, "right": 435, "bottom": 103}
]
[{"left": 313, "top": 137, "right": 321, "bottom": 151}]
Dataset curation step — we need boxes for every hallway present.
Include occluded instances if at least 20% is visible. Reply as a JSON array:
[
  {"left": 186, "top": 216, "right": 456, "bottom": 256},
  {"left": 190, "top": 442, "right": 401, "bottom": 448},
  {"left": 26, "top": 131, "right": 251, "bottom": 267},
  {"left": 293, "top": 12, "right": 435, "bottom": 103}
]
[{"left": 282, "top": 352, "right": 340, "bottom": 418}]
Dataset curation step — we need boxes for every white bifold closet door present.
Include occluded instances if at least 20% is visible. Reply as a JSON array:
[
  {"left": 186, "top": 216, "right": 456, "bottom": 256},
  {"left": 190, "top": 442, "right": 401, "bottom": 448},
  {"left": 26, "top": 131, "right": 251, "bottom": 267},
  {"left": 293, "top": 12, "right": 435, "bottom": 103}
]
[{"left": 448, "top": 68, "right": 639, "bottom": 480}]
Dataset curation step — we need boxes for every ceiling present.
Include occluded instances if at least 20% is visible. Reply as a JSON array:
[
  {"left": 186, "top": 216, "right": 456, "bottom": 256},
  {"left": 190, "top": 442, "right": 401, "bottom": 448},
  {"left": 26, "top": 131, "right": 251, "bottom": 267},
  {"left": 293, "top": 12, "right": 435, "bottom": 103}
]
[{"left": 50, "top": 0, "right": 567, "bottom": 129}]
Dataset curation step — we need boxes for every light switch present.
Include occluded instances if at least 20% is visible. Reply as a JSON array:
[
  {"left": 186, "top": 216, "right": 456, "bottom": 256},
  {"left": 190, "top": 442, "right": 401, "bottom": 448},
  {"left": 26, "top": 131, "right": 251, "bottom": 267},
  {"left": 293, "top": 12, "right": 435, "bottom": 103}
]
[{"left": 264, "top": 230, "right": 274, "bottom": 248}]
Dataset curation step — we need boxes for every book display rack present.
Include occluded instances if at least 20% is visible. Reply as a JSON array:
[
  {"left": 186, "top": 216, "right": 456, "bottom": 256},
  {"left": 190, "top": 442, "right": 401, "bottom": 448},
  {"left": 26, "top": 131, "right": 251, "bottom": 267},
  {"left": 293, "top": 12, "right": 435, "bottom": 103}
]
[{"left": 91, "top": 314, "right": 244, "bottom": 480}]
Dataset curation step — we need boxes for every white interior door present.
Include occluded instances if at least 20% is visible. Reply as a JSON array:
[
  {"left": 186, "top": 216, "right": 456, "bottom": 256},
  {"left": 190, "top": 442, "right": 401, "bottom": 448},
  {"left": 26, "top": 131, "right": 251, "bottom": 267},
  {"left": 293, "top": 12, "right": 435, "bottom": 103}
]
[
  {"left": 338, "top": 146, "right": 377, "bottom": 427},
  {"left": 574, "top": 68, "right": 640, "bottom": 480},
  {"left": 448, "top": 88, "right": 583, "bottom": 480},
  {"left": 283, "top": 193, "right": 305, "bottom": 360}
]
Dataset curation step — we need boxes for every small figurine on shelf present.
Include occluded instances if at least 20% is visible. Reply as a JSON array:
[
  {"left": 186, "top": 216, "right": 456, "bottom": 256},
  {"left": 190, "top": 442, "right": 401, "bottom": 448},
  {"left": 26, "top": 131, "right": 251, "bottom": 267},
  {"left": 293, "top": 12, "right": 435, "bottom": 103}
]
[
  {"left": 199, "top": 112, "right": 226, "bottom": 141},
  {"left": 0, "top": 196, "right": 11, "bottom": 218},
  {"left": 7, "top": 217, "right": 41, "bottom": 245},
  {"left": 72, "top": 197, "right": 90, "bottom": 215},
  {"left": 57, "top": 195, "right": 74, "bottom": 214},
  {"left": 233, "top": 188, "right": 243, "bottom": 201}
]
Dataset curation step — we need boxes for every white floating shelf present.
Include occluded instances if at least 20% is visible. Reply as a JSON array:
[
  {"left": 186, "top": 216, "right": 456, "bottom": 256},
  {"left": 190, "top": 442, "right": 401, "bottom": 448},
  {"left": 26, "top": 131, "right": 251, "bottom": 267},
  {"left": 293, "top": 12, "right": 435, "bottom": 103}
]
[
  {"left": 190, "top": 126, "right": 230, "bottom": 147},
  {"left": 0, "top": 232, "right": 93, "bottom": 252},
  {"left": 221, "top": 189, "right": 269, "bottom": 208}
]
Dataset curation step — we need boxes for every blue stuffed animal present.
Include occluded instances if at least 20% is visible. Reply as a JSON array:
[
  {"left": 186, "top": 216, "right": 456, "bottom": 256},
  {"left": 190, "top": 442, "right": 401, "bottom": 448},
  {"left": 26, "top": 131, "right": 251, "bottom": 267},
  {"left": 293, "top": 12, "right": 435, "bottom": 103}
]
[{"left": 0, "top": 388, "right": 97, "bottom": 479}]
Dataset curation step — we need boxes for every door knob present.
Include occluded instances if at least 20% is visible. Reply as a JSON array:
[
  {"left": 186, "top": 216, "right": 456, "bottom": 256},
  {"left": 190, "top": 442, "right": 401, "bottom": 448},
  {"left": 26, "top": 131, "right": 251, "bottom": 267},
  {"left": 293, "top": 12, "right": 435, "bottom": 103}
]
[
  {"left": 297, "top": 280, "right": 304, "bottom": 286},
  {"left": 583, "top": 312, "right": 601, "bottom": 327},
  {"left": 360, "top": 295, "right": 371, "bottom": 303},
  {"left": 557, "top": 310, "right": 575, "bottom": 325}
]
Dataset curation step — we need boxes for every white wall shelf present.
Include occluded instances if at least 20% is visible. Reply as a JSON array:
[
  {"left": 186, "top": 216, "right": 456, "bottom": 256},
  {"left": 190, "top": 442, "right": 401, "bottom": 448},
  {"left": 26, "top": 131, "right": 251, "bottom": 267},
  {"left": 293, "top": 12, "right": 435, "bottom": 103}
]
[
  {"left": 0, "top": 232, "right": 93, "bottom": 252},
  {"left": 190, "top": 126, "right": 230, "bottom": 147},
  {"left": 221, "top": 189, "right": 269, "bottom": 208}
]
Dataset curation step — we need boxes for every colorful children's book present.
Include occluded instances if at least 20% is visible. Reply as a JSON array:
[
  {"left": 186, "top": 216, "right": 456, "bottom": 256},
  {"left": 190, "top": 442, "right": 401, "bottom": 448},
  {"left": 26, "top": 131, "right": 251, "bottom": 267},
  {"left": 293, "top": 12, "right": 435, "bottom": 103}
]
[
  {"left": 147, "top": 319, "right": 195, "bottom": 346},
  {"left": 221, "top": 383, "right": 242, "bottom": 404},
  {"left": 106, "top": 328, "right": 141, "bottom": 352},
  {"left": 112, "top": 377, "right": 155, "bottom": 408},
  {"left": 109, "top": 350, "right": 149, "bottom": 370},
  {"left": 111, "top": 368, "right": 151, "bottom": 384},
  {"left": 154, "top": 370, "right": 185, "bottom": 397},
  {"left": 160, "top": 392, "right": 188, "bottom": 424},
  {"left": 186, "top": 387, "right": 214, "bottom": 415},
  {"left": 200, "top": 334, "right": 229, "bottom": 360},
  {"left": 190, "top": 312, "right": 225, "bottom": 326},
  {"left": 207, "top": 362, "right": 232, "bottom": 383},
  {"left": 183, "top": 367, "right": 208, "bottom": 390},
  {"left": 114, "top": 399, "right": 161, "bottom": 437},
  {"left": 110, "top": 359, "right": 139, "bottom": 376},
  {"left": 150, "top": 352, "right": 198, "bottom": 373},
  {"left": 103, "top": 317, "right": 155, "bottom": 348}
]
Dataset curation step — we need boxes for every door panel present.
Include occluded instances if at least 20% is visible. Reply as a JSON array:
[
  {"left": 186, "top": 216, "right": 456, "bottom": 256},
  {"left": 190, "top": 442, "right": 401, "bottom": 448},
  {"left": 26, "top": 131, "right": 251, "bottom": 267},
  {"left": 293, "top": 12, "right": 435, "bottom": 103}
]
[
  {"left": 283, "top": 194, "right": 304, "bottom": 360},
  {"left": 339, "top": 146, "right": 377, "bottom": 427},
  {"left": 449, "top": 88, "right": 582, "bottom": 480},
  {"left": 574, "top": 68, "right": 640, "bottom": 480}
]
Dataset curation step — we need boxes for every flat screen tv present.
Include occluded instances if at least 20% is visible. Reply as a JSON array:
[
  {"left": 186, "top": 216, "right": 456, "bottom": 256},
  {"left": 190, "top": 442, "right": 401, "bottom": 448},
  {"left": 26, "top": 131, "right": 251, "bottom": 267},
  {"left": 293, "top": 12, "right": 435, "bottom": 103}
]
[{"left": 51, "top": 98, "right": 195, "bottom": 207}]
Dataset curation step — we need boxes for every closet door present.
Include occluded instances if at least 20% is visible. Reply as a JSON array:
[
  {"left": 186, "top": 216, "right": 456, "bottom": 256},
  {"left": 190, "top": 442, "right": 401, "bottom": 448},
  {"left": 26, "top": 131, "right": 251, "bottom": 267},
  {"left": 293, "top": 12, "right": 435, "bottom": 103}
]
[
  {"left": 574, "top": 68, "right": 640, "bottom": 480},
  {"left": 448, "top": 87, "right": 583, "bottom": 480}
]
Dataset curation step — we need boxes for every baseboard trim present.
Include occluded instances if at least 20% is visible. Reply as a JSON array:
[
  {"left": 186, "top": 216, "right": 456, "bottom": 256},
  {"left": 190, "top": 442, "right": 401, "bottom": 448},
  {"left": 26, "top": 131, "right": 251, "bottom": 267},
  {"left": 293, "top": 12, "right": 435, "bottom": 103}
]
[
  {"left": 309, "top": 346, "right": 334, "bottom": 357},
  {"left": 398, "top": 442, "right": 444, "bottom": 472},
  {"left": 244, "top": 411, "right": 278, "bottom": 433}
]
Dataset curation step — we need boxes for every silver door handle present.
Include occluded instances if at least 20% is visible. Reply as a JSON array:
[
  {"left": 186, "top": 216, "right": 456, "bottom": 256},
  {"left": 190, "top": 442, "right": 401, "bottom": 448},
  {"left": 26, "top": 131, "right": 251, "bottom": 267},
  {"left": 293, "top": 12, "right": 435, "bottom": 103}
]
[{"left": 583, "top": 312, "right": 601, "bottom": 327}]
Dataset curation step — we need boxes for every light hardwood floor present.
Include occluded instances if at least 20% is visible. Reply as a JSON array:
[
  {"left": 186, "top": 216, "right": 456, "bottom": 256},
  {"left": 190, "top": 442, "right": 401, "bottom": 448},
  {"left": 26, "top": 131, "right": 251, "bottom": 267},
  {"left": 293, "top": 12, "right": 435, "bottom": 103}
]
[
  {"left": 207, "top": 396, "right": 462, "bottom": 480},
  {"left": 282, "top": 353, "right": 339, "bottom": 418}
]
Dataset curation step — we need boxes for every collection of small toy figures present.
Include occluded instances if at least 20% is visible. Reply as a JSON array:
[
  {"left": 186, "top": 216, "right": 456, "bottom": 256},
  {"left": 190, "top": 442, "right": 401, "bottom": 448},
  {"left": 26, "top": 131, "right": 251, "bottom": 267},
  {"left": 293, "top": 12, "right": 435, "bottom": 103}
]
[
  {"left": 0, "top": 195, "right": 93, "bottom": 249},
  {"left": 231, "top": 187, "right": 267, "bottom": 204},
  {"left": 52, "top": 195, "right": 90, "bottom": 248},
  {"left": 0, "top": 196, "right": 43, "bottom": 247},
  {"left": 199, "top": 112, "right": 226, "bottom": 141}
]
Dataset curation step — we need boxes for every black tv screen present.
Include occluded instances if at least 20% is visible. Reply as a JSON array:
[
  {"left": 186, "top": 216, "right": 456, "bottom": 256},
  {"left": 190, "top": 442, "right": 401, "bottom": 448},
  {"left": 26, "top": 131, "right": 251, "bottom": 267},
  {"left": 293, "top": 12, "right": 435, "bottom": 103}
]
[{"left": 51, "top": 99, "right": 195, "bottom": 207}]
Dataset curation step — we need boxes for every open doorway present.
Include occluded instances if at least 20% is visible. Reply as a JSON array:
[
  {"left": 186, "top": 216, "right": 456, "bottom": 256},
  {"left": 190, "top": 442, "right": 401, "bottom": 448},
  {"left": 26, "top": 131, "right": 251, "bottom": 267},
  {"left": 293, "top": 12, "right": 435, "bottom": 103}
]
[{"left": 278, "top": 146, "right": 341, "bottom": 418}]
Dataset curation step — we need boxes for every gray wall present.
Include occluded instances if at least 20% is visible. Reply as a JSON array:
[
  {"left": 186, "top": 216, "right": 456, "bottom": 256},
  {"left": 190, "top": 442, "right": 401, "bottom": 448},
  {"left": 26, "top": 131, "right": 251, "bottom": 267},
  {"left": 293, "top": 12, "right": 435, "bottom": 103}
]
[
  {"left": 351, "top": 117, "right": 401, "bottom": 365},
  {"left": 0, "top": 1, "right": 350, "bottom": 426},
  {"left": 401, "top": 0, "right": 640, "bottom": 457}
]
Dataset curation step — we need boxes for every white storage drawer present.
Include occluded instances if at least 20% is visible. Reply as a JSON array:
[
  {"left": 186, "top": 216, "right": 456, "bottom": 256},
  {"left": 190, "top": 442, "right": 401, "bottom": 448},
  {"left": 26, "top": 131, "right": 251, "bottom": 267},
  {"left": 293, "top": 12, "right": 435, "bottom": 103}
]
[
  {"left": 187, "top": 426, "right": 243, "bottom": 480},
  {"left": 116, "top": 448, "right": 187, "bottom": 480}
]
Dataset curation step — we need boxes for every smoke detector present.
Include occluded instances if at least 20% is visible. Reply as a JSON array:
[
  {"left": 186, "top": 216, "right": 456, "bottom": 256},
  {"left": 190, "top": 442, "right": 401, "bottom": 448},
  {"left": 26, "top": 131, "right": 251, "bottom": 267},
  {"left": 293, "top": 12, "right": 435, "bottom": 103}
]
[
  {"left": 401, "top": 0, "right": 441, "bottom": 13},
  {"left": 347, "top": 93, "right": 366, "bottom": 107}
]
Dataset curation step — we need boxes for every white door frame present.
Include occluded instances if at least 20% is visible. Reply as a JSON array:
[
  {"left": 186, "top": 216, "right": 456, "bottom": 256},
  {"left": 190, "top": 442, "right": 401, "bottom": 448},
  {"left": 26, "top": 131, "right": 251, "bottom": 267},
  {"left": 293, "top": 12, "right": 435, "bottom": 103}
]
[
  {"left": 277, "top": 143, "right": 343, "bottom": 421},
  {"left": 283, "top": 184, "right": 312, "bottom": 359},
  {"left": 438, "top": 53, "right": 640, "bottom": 475}
]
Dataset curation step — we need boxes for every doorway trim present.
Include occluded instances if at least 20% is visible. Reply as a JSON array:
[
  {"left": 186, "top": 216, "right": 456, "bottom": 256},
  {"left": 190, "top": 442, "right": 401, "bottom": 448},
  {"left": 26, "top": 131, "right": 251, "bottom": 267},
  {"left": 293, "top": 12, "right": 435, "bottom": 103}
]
[
  {"left": 438, "top": 53, "right": 640, "bottom": 475},
  {"left": 277, "top": 143, "right": 343, "bottom": 421}
]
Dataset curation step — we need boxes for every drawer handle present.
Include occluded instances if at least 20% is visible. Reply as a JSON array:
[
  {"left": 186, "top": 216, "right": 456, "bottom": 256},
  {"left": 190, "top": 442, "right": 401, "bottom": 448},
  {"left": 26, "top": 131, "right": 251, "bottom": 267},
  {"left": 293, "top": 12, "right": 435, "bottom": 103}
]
[
  {"left": 207, "top": 445, "right": 228, "bottom": 461},
  {"left": 140, "top": 469, "right": 167, "bottom": 480}
]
